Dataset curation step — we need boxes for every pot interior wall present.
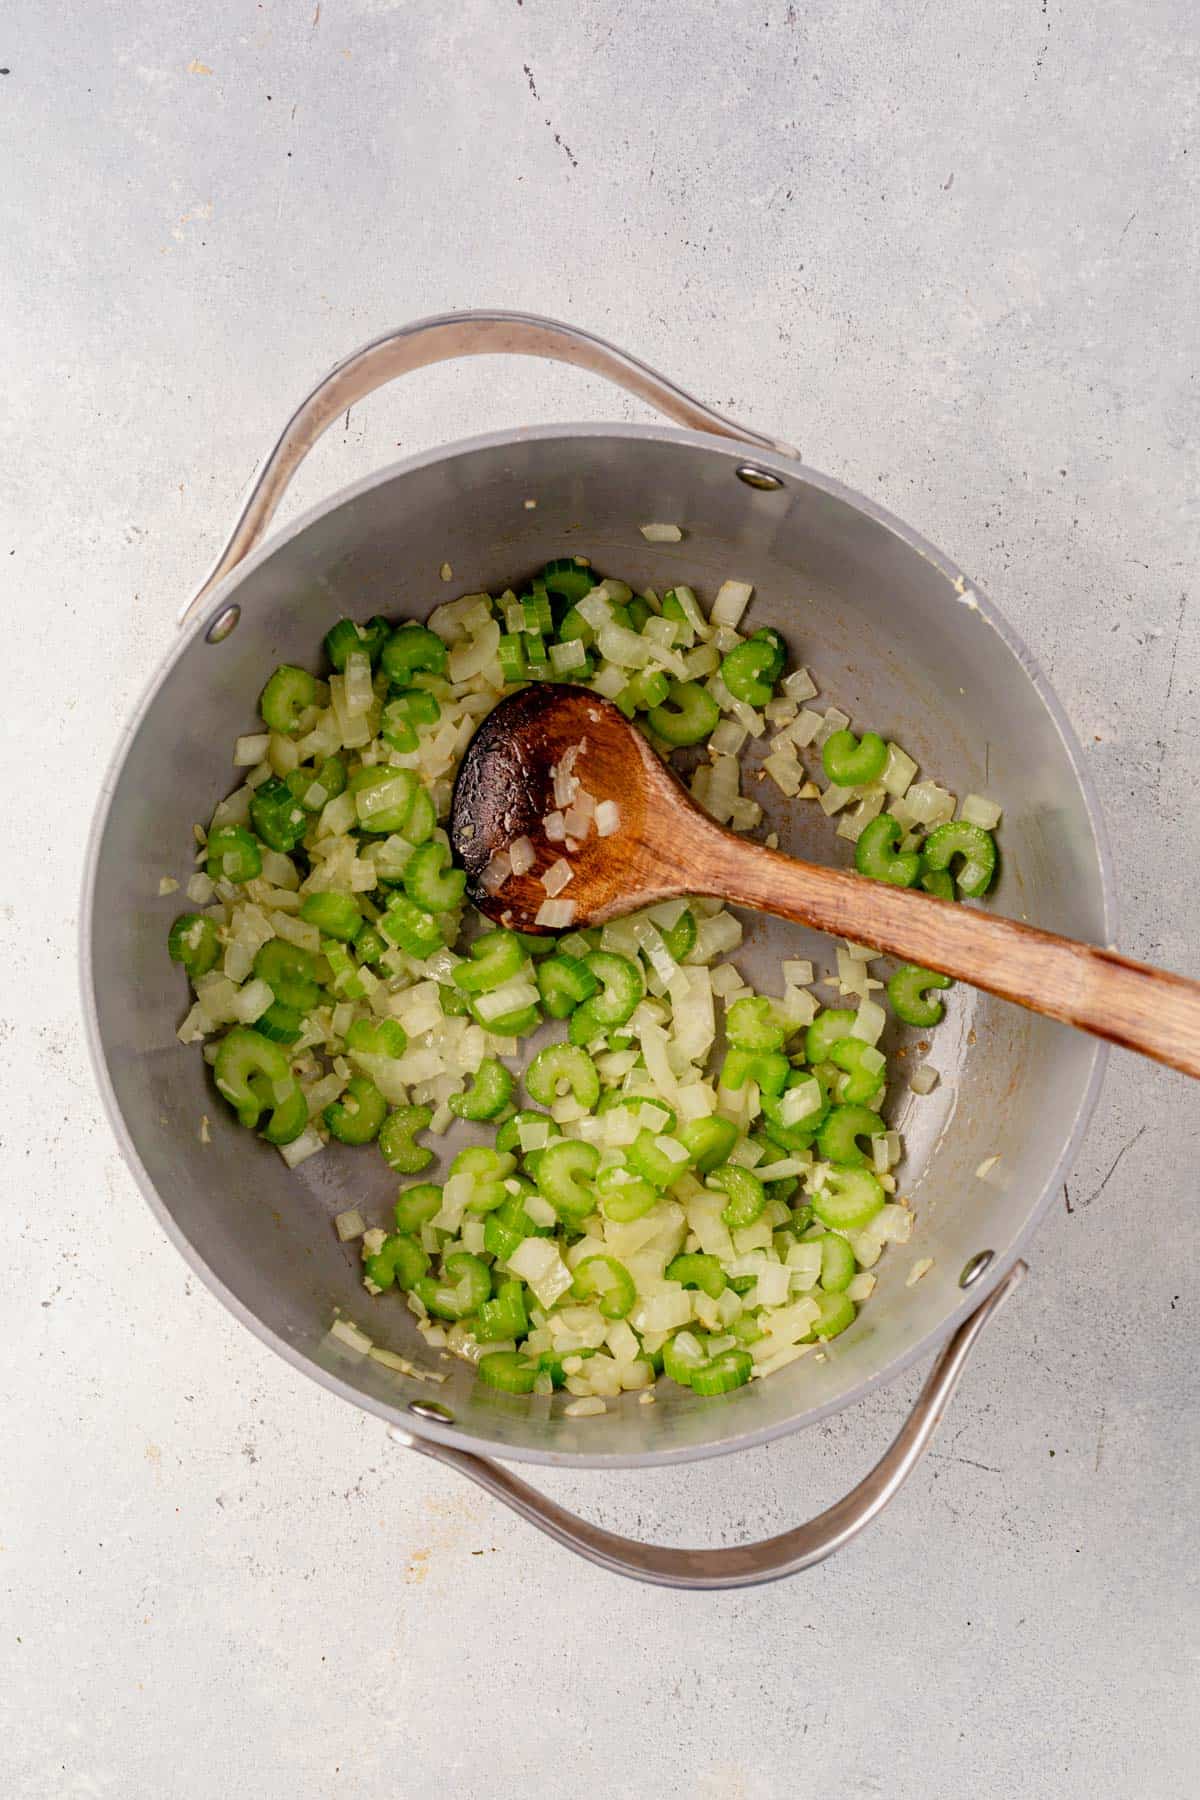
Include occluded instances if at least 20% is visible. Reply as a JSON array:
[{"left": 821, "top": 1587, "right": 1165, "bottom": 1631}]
[{"left": 89, "top": 428, "right": 1107, "bottom": 1465}]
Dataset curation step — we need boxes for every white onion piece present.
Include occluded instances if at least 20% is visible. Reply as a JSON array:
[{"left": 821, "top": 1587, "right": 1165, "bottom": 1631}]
[
  {"left": 540, "top": 858, "right": 573, "bottom": 896},
  {"left": 472, "top": 977, "right": 539, "bottom": 1023},
  {"left": 448, "top": 620, "right": 501, "bottom": 683},
  {"left": 231, "top": 977, "right": 274, "bottom": 1024},
  {"left": 550, "top": 742, "right": 584, "bottom": 809},
  {"left": 728, "top": 699, "right": 765, "bottom": 738},
  {"left": 778, "top": 1076, "right": 822, "bottom": 1125},
  {"left": 508, "top": 835, "right": 535, "bottom": 876},
  {"left": 710, "top": 579, "right": 753, "bottom": 627},
  {"left": 329, "top": 1318, "right": 372, "bottom": 1353},
  {"left": 279, "top": 1128, "right": 324, "bottom": 1169},
  {"left": 850, "top": 999, "right": 886, "bottom": 1045},
  {"left": 597, "top": 621, "right": 650, "bottom": 669},
  {"left": 818, "top": 782, "right": 854, "bottom": 816},
  {"left": 904, "top": 780, "right": 956, "bottom": 826},
  {"left": 782, "top": 666, "right": 818, "bottom": 701},
  {"left": 481, "top": 851, "right": 512, "bottom": 895},
  {"left": 186, "top": 872, "right": 215, "bottom": 905},
  {"left": 882, "top": 742, "right": 918, "bottom": 797},
  {"left": 961, "top": 793, "right": 1002, "bottom": 829},
  {"left": 234, "top": 733, "right": 270, "bottom": 766},
  {"left": 763, "top": 753, "right": 802, "bottom": 797},
  {"left": 534, "top": 898, "right": 576, "bottom": 928},
  {"left": 710, "top": 719, "right": 747, "bottom": 757}
]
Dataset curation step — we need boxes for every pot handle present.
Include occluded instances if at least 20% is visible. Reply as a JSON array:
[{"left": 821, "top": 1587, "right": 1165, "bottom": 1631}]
[
  {"left": 181, "top": 309, "right": 797, "bottom": 624},
  {"left": 388, "top": 1261, "right": 1025, "bottom": 1590}
]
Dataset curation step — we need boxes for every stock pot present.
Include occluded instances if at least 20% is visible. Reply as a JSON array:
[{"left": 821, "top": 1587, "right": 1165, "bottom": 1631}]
[{"left": 83, "top": 312, "right": 1112, "bottom": 1586}]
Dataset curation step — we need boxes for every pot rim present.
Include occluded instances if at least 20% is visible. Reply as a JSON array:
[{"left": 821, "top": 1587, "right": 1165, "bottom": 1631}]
[{"left": 81, "top": 420, "right": 1115, "bottom": 1469}]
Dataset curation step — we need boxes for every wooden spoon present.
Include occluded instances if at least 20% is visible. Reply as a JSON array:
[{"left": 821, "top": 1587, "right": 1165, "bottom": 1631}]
[{"left": 449, "top": 683, "right": 1200, "bottom": 1079}]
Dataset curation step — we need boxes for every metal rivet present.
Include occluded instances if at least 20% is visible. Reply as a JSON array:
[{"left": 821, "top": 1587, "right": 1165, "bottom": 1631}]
[
  {"left": 735, "top": 464, "right": 784, "bottom": 492},
  {"left": 959, "top": 1250, "right": 994, "bottom": 1289},
  {"left": 205, "top": 604, "right": 240, "bottom": 643},
  {"left": 408, "top": 1399, "right": 454, "bottom": 1424}
]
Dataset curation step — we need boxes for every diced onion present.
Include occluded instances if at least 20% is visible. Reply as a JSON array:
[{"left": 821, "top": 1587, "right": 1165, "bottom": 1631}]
[
  {"left": 329, "top": 1318, "right": 372, "bottom": 1353},
  {"left": 550, "top": 638, "right": 588, "bottom": 674},
  {"left": 231, "top": 977, "right": 274, "bottom": 1024},
  {"left": 763, "top": 752, "right": 803, "bottom": 797},
  {"left": 597, "top": 621, "right": 651, "bottom": 669},
  {"left": 553, "top": 744, "right": 584, "bottom": 808},
  {"left": 961, "top": 793, "right": 1002, "bottom": 829},
  {"left": 540, "top": 858, "right": 574, "bottom": 897},
  {"left": 850, "top": 999, "right": 887, "bottom": 1045},
  {"left": 727, "top": 699, "right": 765, "bottom": 739},
  {"left": 472, "top": 977, "right": 539, "bottom": 1023},
  {"left": 234, "top": 732, "right": 271, "bottom": 767},
  {"left": 448, "top": 620, "right": 501, "bottom": 683},
  {"left": 534, "top": 898, "right": 576, "bottom": 928},
  {"left": 669, "top": 585, "right": 711, "bottom": 640},
  {"left": 782, "top": 667, "right": 818, "bottom": 701},
  {"left": 279, "top": 1128, "right": 324, "bottom": 1169},
  {"left": 813, "top": 707, "right": 850, "bottom": 747},
  {"left": 785, "top": 707, "right": 823, "bottom": 748},
  {"left": 481, "top": 851, "right": 512, "bottom": 895},
  {"left": 818, "top": 782, "right": 854, "bottom": 816},
  {"left": 903, "top": 780, "right": 956, "bottom": 827},
  {"left": 508, "top": 1239, "right": 574, "bottom": 1307},
  {"left": 710, "top": 579, "right": 754, "bottom": 627},
  {"left": 751, "top": 1262, "right": 791, "bottom": 1309},
  {"left": 639, "top": 522, "right": 683, "bottom": 543},
  {"left": 563, "top": 801, "right": 592, "bottom": 839},
  {"left": 710, "top": 718, "right": 748, "bottom": 757},
  {"left": 836, "top": 790, "right": 887, "bottom": 843},
  {"left": 704, "top": 753, "right": 741, "bottom": 824},
  {"left": 778, "top": 1076, "right": 822, "bottom": 1125},
  {"left": 882, "top": 742, "right": 918, "bottom": 798},
  {"left": 177, "top": 559, "right": 1005, "bottom": 1409},
  {"left": 508, "top": 835, "right": 535, "bottom": 875}
]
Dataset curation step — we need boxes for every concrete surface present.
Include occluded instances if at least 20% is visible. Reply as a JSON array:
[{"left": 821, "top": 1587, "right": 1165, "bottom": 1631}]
[{"left": 2, "top": 1, "right": 1197, "bottom": 1795}]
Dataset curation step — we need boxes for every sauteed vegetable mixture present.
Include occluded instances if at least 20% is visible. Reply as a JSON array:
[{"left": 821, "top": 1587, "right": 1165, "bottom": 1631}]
[{"left": 168, "top": 557, "right": 1000, "bottom": 1411}]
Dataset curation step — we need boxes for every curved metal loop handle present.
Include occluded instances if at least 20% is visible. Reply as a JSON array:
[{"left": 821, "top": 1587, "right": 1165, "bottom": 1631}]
[
  {"left": 389, "top": 1261, "right": 1025, "bottom": 1590},
  {"left": 181, "top": 308, "right": 797, "bottom": 625}
]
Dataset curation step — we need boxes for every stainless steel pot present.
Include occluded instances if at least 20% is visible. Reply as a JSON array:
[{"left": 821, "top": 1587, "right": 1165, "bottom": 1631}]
[{"left": 83, "top": 311, "right": 1113, "bottom": 1587}]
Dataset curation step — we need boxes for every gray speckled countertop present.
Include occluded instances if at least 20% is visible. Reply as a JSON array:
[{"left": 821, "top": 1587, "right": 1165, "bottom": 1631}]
[{"left": 2, "top": 2, "right": 1197, "bottom": 1795}]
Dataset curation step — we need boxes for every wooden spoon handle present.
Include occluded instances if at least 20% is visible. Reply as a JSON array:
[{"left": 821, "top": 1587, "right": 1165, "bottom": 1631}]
[{"left": 694, "top": 833, "right": 1200, "bottom": 1079}]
